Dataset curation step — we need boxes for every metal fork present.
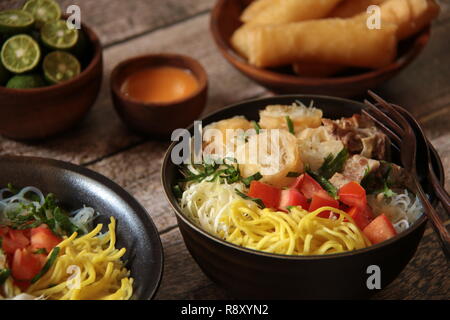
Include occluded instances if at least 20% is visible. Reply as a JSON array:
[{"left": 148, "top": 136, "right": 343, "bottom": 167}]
[
  {"left": 395, "top": 105, "right": 450, "bottom": 215},
  {"left": 363, "top": 90, "right": 450, "bottom": 259}
]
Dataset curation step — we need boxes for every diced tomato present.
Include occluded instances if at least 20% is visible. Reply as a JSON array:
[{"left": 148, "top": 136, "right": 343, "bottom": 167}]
[
  {"left": 0, "top": 227, "right": 9, "bottom": 237},
  {"left": 309, "top": 190, "right": 339, "bottom": 218},
  {"left": 278, "top": 188, "right": 309, "bottom": 211},
  {"left": 8, "top": 229, "right": 30, "bottom": 248},
  {"left": 1, "top": 229, "right": 30, "bottom": 254},
  {"left": 14, "top": 279, "right": 32, "bottom": 291},
  {"left": 290, "top": 173, "right": 324, "bottom": 199},
  {"left": 248, "top": 181, "right": 280, "bottom": 209},
  {"left": 347, "top": 206, "right": 373, "bottom": 230},
  {"left": 11, "top": 248, "right": 45, "bottom": 281},
  {"left": 30, "top": 226, "right": 62, "bottom": 254},
  {"left": 22, "top": 228, "right": 31, "bottom": 239},
  {"left": 35, "top": 252, "right": 48, "bottom": 266},
  {"left": 338, "top": 181, "right": 367, "bottom": 209},
  {"left": 363, "top": 214, "right": 397, "bottom": 245},
  {"left": 2, "top": 236, "right": 21, "bottom": 254}
]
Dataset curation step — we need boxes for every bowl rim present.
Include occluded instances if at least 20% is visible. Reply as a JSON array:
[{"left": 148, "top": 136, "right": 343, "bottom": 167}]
[
  {"left": 210, "top": 0, "right": 431, "bottom": 85},
  {"left": 110, "top": 53, "right": 208, "bottom": 108},
  {"left": 161, "top": 94, "right": 444, "bottom": 261},
  {"left": 0, "top": 155, "right": 164, "bottom": 300},
  {"left": 0, "top": 21, "right": 102, "bottom": 94}
]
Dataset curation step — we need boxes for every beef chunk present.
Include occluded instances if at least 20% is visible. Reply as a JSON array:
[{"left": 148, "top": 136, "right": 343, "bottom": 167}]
[{"left": 322, "top": 114, "right": 389, "bottom": 160}]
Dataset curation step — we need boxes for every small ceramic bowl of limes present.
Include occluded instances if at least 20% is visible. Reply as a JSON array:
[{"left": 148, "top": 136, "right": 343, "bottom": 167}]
[{"left": 0, "top": 0, "right": 103, "bottom": 140}]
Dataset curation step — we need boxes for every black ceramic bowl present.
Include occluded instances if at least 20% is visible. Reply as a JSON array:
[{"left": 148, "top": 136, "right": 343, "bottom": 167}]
[
  {"left": 161, "top": 95, "right": 445, "bottom": 299},
  {"left": 0, "top": 156, "right": 163, "bottom": 300}
]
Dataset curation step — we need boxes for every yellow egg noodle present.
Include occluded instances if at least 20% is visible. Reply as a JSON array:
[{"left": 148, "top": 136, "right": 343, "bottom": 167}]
[
  {"left": 26, "top": 217, "right": 133, "bottom": 300},
  {"left": 220, "top": 200, "right": 371, "bottom": 255}
]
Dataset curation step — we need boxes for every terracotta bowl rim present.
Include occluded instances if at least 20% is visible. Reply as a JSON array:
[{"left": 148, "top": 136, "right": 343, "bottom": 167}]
[
  {"left": 210, "top": 0, "right": 431, "bottom": 86},
  {"left": 0, "top": 21, "right": 102, "bottom": 95},
  {"left": 110, "top": 53, "right": 208, "bottom": 109},
  {"left": 161, "top": 94, "right": 445, "bottom": 261}
]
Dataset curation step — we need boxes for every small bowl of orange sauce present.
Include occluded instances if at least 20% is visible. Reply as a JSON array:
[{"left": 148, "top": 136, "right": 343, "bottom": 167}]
[{"left": 110, "top": 53, "right": 208, "bottom": 137}]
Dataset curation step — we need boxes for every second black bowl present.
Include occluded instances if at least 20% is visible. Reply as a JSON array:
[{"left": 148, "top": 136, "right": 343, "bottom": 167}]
[
  {"left": 0, "top": 156, "right": 163, "bottom": 300},
  {"left": 161, "top": 95, "right": 444, "bottom": 299}
]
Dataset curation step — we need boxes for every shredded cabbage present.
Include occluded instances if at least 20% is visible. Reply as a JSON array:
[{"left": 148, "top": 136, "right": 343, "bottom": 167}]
[{"left": 179, "top": 180, "right": 251, "bottom": 236}]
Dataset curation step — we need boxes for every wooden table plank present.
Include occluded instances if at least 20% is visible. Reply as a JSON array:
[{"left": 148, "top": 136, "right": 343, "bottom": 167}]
[
  {"left": 422, "top": 107, "right": 450, "bottom": 191},
  {"left": 421, "top": 106, "right": 450, "bottom": 140},
  {"left": 430, "top": 134, "right": 450, "bottom": 191},
  {"left": 377, "top": 19, "right": 450, "bottom": 118},
  {"left": 87, "top": 141, "right": 177, "bottom": 232},
  {"left": 435, "top": 0, "right": 450, "bottom": 25},
  {"left": 374, "top": 226, "right": 450, "bottom": 299},
  {"left": 57, "top": 0, "right": 214, "bottom": 47},
  {"left": 154, "top": 228, "right": 229, "bottom": 300}
]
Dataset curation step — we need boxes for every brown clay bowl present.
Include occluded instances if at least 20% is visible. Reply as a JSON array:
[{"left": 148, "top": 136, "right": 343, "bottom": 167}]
[
  {"left": 161, "top": 95, "right": 445, "bottom": 299},
  {"left": 0, "top": 22, "right": 103, "bottom": 140},
  {"left": 110, "top": 53, "right": 208, "bottom": 138},
  {"left": 210, "top": 0, "right": 431, "bottom": 97}
]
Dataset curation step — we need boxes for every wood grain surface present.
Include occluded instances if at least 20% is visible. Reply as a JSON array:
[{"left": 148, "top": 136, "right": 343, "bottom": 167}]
[{"left": 1, "top": 0, "right": 449, "bottom": 300}]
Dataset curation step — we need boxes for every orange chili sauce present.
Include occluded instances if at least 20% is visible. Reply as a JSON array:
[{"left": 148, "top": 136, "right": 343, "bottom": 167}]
[{"left": 121, "top": 66, "right": 199, "bottom": 103}]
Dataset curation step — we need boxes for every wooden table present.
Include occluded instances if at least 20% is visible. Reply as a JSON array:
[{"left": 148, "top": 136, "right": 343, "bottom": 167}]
[{"left": 1, "top": 0, "right": 449, "bottom": 299}]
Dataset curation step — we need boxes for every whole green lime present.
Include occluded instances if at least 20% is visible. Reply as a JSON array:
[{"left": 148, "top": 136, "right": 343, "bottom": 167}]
[{"left": 6, "top": 73, "right": 46, "bottom": 88}]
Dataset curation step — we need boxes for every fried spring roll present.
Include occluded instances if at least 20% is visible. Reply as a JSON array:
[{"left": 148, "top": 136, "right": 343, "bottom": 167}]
[
  {"left": 230, "top": 23, "right": 254, "bottom": 58},
  {"left": 355, "top": 0, "right": 440, "bottom": 40},
  {"left": 243, "top": 0, "right": 344, "bottom": 25},
  {"left": 246, "top": 18, "right": 397, "bottom": 68},
  {"left": 241, "top": 0, "right": 275, "bottom": 22},
  {"left": 329, "top": 0, "right": 388, "bottom": 18},
  {"left": 292, "top": 0, "right": 388, "bottom": 77}
]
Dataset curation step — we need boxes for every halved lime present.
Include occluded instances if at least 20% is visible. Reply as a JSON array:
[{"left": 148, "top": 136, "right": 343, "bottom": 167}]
[
  {"left": 1, "top": 34, "right": 41, "bottom": 74},
  {"left": 0, "top": 10, "right": 35, "bottom": 35},
  {"left": 41, "top": 20, "right": 78, "bottom": 50},
  {"left": 43, "top": 51, "right": 80, "bottom": 84},
  {"left": 6, "top": 73, "right": 46, "bottom": 89},
  {"left": 23, "top": 0, "right": 61, "bottom": 28}
]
